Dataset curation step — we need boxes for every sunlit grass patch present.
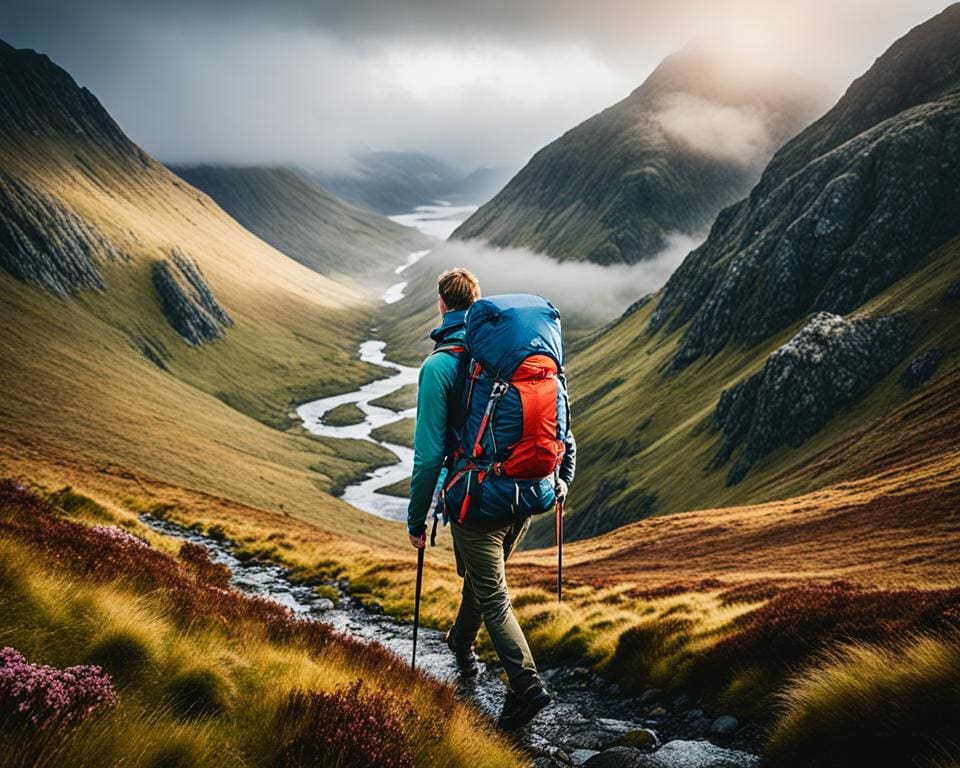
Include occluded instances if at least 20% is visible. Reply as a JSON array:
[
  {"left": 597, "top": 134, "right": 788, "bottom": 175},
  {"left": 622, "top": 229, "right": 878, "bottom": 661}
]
[{"left": 768, "top": 632, "right": 960, "bottom": 768}]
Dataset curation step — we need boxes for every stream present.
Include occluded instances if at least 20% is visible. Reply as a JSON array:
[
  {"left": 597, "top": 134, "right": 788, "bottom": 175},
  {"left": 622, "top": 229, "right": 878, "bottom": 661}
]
[
  {"left": 141, "top": 515, "right": 761, "bottom": 767},
  {"left": 276, "top": 205, "right": 761, "bottom": 766}
]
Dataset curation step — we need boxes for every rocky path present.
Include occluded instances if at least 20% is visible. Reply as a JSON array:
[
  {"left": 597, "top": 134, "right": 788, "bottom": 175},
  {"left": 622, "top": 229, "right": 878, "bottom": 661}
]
[{"left": 142, "top": 516, "right": 763, "bottom": 767}]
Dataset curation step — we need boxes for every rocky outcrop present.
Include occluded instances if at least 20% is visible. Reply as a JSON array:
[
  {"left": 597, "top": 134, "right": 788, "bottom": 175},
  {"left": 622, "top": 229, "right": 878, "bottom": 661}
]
[
  {"left": 900, "top": 348, "right": 944, "bottom": 389},
  {"left": 711, "top": 312, "right": 910, "bottom": 485},
  {"left": 0, "top": 171, "right": 123, "bottom": 296},
  {"left": 649, "top": 5, "right": 960, "bottom": 369},
  {"left": 152, "top": 248, "right": 232, "bottom": 346}
]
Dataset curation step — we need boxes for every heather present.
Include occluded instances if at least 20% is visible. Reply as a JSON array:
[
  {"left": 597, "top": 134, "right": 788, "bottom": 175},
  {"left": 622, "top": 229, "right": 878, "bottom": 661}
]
[
  {"left": 0, "top": 480, "right": 520, "bottom": 768},
  {"left": 0, "top": 647, "right": 116, "bottom": 729}
]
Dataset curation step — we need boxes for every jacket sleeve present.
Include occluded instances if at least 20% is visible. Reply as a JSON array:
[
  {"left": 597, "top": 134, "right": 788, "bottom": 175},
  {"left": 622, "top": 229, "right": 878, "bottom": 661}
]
[
  {"left": 406, "top": 353, "right": 457, "bottom": 536},
  {"left": 559, "top": 430, "right": 576, "bottom": 486}
]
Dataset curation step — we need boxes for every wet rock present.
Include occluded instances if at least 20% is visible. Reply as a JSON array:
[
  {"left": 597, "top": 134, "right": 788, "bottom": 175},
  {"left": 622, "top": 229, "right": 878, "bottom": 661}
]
[
  {"left": 584, "top": 746, "right": 646, "bottom": 768},
  {"left": 571, "top": 749, "right": 601, "bottom": 766},
  {"left": 649, "top": 16, "right": 960, "bottom": 369},
  {"left": 632, "top": 740, "right": 760, "bottom": 768},
  {"left": 153, "top": 247, "right": 232, "bottom": 346},
  {"left": 711, "top": 312, "right": 911, "bottom": 484},
  {"left": 648, "top": 706, "right": 668, "bottom": 717},
  {"left": 639, "top": 689, "right": 661, "bottom": 705},
  {"left": 684, "top": 709, "right": 704, "bottom": 721},
  {"left": 900, "top": 348, "right": 944, "bottom": 388},
  {"left": 612, "top": 729, "right": 661, "bottom": 752},
  {"left": 709, "top": 716, "right": 740, "bottom": 737}
]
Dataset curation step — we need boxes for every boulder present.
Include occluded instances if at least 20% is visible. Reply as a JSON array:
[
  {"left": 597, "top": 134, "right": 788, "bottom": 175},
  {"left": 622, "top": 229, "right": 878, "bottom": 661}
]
[
  {"left": 584, "top": 746, "right": 646, "bottom": 768},
  {"left": 709, "top": 716, "right": 740, "bottom": 737},
  {"left": 900, "top": 348, "right": 944, "bottom": 388}
]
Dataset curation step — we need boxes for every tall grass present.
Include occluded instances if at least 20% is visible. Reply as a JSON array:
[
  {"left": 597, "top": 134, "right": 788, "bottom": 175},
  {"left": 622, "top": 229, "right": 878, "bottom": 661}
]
[
  {"left": 768, "top": 632, "right": 960, "bottom": 767},
  {"left": 0, "top": 481, "right": 522, "bottom": 768}
]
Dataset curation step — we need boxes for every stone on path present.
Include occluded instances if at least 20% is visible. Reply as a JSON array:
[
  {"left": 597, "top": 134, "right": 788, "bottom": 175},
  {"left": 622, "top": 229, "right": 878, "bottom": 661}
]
[{"left": 585, "top": 740, "right": 760, "bottom": 768}]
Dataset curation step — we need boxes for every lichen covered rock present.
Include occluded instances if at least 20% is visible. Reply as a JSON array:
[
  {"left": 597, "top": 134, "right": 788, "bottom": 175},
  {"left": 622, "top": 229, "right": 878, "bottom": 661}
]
[
  {"left": 711, "top": 312, "right": 910, "bottom": 484},
  {"left": 152, "top": 248, "right": 232, "bottom": 345},
  {"left": 900, "top": 348, "right": 944, "bottom": 389}
]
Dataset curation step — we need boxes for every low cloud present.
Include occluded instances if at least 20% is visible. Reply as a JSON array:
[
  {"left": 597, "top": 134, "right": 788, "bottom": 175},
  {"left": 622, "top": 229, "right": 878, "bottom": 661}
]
[
  {"left": 420, "top": 233, "right": 703, "bottom": 324},
  {"left": 651, "top": 92, "right": 773, "bottom": 166}
]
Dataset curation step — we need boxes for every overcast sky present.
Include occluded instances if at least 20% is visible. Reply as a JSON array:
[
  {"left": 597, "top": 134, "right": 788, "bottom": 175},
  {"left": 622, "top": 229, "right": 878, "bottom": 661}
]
[{"left": 2, "top": 0, "right": 952, "bottom": 173}]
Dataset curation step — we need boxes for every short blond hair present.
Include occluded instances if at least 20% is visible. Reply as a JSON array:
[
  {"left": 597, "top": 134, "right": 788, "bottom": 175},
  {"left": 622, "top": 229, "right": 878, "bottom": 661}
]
[{"left": 438, "top": 267, "right": 481, "bottom": 311}]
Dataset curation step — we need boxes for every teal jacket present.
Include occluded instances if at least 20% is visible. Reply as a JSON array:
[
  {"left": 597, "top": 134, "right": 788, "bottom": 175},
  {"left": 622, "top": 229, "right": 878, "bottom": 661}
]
[{"left": 407, "top": 310, "right": 466, "bottom": 536}]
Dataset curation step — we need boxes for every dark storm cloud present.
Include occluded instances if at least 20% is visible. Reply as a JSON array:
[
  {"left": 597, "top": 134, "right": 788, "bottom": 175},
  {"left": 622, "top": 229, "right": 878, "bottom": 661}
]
[{"left": 1, "top": 1, "right": 953, "bottom": 170}]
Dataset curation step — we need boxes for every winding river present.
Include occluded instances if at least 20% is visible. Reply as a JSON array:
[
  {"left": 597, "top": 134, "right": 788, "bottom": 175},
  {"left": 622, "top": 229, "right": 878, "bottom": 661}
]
[{"left": 295, "top": 202, "right": 477, "bottom": 522}]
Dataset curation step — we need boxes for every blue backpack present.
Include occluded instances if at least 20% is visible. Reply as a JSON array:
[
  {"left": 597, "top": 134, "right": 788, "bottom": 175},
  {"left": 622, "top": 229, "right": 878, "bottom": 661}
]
[{"left": 439, "top": 294, "right": 570, "bottom": 527}]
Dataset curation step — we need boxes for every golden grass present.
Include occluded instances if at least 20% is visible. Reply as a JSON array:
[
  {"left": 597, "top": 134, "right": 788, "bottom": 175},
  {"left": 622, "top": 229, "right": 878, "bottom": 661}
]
[{"left": 0, "top": 514, "right": 523, "bottom": 768}]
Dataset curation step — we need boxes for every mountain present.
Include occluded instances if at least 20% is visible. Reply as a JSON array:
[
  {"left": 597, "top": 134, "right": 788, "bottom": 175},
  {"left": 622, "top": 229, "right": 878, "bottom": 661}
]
[
  {"left": 0, "top": 39, "right": 400, "bottom": 542},
  {"left": 527, "top": 5, "right": 960, "bottom": 546},
  {"left": 452, "top": 47, "right": 821, "bottom": 264},
  {"left": 304, "top": 150, "right": 511, "bottom": 214},
  {"left": 168, "top": 165, "right": 430, "bottom": 281}
]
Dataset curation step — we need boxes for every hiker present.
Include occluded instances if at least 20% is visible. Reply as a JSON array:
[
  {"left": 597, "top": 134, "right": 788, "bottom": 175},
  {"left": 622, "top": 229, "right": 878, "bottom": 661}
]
[{"left": 407, "top": 267, "right": 576, "bottom": 731}]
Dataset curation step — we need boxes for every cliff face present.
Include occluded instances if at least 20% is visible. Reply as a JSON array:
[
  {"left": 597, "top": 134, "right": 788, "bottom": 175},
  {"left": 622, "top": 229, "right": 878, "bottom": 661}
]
[
  {"left": 649, "top": 5, "right": 960, "bottom": 369},
  {"left": 453, "top": 48, "right": 819, "bottom": 264}
]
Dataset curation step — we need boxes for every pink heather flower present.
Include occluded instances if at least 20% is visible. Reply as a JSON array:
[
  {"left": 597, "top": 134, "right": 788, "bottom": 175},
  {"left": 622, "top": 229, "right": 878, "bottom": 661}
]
[
  {"left": 89, "top": 525, "right": 149, "bottom": 549},
  {"left": 0, "top": 647, "right": 117, "bottom": 729}
]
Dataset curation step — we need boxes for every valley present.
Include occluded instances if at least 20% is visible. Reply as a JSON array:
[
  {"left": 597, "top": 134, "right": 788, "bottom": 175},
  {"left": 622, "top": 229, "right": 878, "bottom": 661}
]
[{"left": 1, "top": 5, "right": 959, "bottom": 768}]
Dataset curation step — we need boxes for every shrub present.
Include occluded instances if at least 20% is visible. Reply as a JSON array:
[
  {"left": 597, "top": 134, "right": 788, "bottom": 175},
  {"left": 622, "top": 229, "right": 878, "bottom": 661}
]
[
  {"left": 178, "top": 542, "right": 231, "bottom": 588},
  {"left": 47, "top": 486, "right": 112, "bottom": 521},
  {"left": 767, "top": 632, "right": 960, "bottom": 768},
  {"left": 89, "top": 525, "right": 149, "bottom": 549},
  {"left": 0, "top": 646, "right": 116, "bottom": 729},
  {"left": 165, "top": 669, "right": 226, "bottom": 719},
  {"left": 86, "top": 630, "right": 153, "bottom": 682},
  {"left": 206, "top": 524, "right": 227, "bottom": 542},
  {"left": 277, "top": 680, "right": 438, "bottom": 768}
]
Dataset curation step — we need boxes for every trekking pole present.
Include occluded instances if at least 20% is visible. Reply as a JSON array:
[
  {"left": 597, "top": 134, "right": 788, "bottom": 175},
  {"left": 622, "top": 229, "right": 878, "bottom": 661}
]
[
  {"left": 411, "top": 544, "right": 425, "bottom": 670},
  {"left": 556, "top": 497, "right": 564, "bottom": 602}
]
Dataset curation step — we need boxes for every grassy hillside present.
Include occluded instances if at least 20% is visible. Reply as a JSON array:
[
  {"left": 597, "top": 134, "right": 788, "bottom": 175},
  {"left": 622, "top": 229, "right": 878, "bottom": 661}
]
[
  {"left": 0, "top": 481, "right": 520, "bottom": 768},
  {"left": 453, "top": 47, "right": 820, "bottom": 264},
  {"left": 169, "top": 165, "right": 430, "bottom": 282},
  {"left": 0, "top": 40, "right": 403, "bottom": 543},
  {"left": 535, "top": 6, "right": 960, "bottom": 545}
]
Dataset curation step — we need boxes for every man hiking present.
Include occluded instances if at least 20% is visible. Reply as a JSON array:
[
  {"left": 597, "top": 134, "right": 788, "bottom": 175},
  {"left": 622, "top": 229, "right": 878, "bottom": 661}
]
[{"left": 407, "top": 267, "right": 576, "bottom": 731}]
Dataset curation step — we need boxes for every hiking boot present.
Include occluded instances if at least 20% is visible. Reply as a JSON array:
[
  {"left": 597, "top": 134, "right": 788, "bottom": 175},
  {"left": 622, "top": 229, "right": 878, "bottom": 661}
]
[
  {"left": 497, "top": 683, "right": 552, "bottom": 731},
  {"left": 444, "top": 628, "right": 479, "bottom": 677}
]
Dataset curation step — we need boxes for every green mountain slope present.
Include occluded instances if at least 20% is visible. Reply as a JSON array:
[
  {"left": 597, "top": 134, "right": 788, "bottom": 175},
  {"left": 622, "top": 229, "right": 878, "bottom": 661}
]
[
  {"left": 0, "top": 39, "right": 401, "bottom": 543},
  {"left": 169, "top": 165, "right": 430, "bottom": 280},
  {"left": 453, "top": 47, "right": 821, "bottom": 264},
  {"left": 529, "top": 5, "right": 960, "bottom": 546}
]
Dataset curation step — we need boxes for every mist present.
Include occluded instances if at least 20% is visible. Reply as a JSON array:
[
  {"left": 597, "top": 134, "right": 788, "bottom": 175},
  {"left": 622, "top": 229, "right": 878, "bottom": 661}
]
[
  {"left": 1, "top": 0, "right": 952, "bottom": 172},
  {"left": 420, "top": 234, "right": 704, "bottom": 324},
  {"left": 652, "top": 93, "right": 774, "bottom": 166}
]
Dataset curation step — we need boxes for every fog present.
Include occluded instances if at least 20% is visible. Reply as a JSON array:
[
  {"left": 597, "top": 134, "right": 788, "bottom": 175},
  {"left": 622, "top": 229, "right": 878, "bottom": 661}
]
[
  {"left": 652, "top": 94, "right": 774, "bottom": 166},
  {"left": 420, "top": 234, "right": 704, "bottom": 323},
  {"left": 1, "top": 0, "right": 952, "bottom": 172}
]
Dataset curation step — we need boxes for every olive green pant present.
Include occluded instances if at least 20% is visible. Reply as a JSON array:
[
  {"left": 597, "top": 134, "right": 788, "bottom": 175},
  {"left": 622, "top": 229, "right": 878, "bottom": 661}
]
[{"left": 450, "top": 516, "right": 540, "bottom": 693}]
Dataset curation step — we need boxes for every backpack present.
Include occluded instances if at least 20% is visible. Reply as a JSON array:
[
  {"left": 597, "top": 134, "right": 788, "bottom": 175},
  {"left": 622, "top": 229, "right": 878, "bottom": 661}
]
[{"left": 440, "top": 294, "right": 569, "bottom": 527}]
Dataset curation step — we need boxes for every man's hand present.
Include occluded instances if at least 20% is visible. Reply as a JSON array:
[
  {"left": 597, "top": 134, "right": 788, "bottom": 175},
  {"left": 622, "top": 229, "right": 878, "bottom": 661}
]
[
  {"left": 408, "top": 531, "right": 426, "bottom": 549},
  {"left": 555, "top": 479, "right": 569, "bottom": 502}
]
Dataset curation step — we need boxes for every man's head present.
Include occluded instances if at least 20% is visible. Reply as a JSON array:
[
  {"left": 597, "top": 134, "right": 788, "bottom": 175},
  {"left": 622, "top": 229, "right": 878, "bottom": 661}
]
[{"left": 437, "top": 267, "right": 481, "bottom": 315}]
